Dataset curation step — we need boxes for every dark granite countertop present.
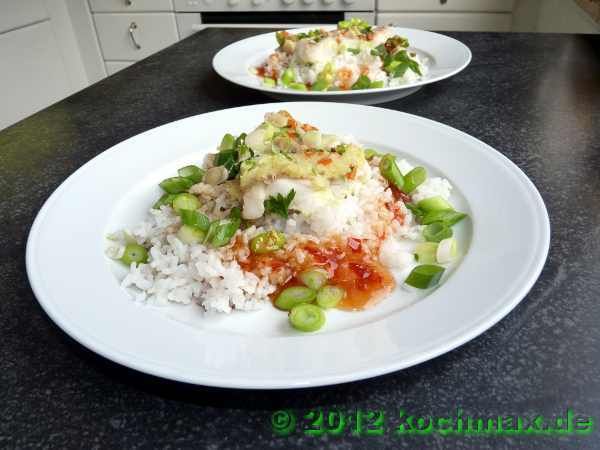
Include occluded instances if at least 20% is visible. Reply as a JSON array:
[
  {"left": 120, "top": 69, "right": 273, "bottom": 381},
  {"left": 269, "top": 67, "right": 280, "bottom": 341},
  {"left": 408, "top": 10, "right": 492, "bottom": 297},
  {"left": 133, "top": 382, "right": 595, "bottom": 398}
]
[{"left": 1, "top": 29, "right": 599, "bottom": 449}]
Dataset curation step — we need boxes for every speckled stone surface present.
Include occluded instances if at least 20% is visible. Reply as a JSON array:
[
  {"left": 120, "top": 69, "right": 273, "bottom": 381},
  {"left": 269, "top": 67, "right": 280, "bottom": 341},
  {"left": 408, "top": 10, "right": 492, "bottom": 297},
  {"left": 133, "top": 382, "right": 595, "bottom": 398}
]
[{"left": 1, "top": 30, "right": 599, "bottom": 449}]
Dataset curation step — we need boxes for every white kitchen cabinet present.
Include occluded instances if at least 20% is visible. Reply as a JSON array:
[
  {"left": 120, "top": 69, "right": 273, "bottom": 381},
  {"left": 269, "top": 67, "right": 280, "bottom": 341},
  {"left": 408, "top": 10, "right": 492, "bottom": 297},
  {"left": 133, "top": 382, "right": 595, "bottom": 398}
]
[
  {"left": 377, "top": 12, "right": 512, "bottom": 31},
  {"left": 0, "top": 0, "right": 48, "bottom": 34},
  {"left": 89, "top": 0, "right": 174, "bottom": 13},
  {"left": 105, "top": 60, "right": 136, "bottom": 75},
  {"left": 378, "top": 0, "right": 514, "bottom": 12},
  {"left": 94, "top": 13, "right": 179, "bottom": 60},
  {"left": 0, "top": 21, "right": 72, "bottom": 130}
]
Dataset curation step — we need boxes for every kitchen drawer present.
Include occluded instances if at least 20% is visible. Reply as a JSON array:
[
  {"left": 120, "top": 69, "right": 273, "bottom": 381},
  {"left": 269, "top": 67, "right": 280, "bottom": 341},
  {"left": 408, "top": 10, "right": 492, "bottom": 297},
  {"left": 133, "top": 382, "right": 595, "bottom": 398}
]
[
  {"left": 94, "top": 13, "right": 179, "bottom": 60},
  {"left": 378, "top": 0, "right": 514, "bottom": 12},
  {"left": 377, "top": 12, "right": 512, "bottom": 31},
  {"left": 105, "top": 60, "right": 136, "bottom": 75},
  {"left": 0, "top": 0, "right": 48, "bottom": 34},
  {"left": 89, "top": 0, "right": 174, "bottom": 13}
]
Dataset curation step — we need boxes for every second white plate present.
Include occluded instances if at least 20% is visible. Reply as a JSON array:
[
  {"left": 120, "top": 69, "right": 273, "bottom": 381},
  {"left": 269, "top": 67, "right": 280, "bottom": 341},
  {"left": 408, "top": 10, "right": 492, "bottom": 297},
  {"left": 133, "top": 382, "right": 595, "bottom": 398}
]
[{"left": 213, "top": 27, "right": 472, "bottom": 104}]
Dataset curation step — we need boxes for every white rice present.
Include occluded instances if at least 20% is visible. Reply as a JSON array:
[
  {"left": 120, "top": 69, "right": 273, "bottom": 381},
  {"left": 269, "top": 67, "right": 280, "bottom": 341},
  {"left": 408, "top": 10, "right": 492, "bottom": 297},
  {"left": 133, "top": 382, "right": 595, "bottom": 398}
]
[{"left": 111, "top": 208, "right": 275, "bottom": 312}]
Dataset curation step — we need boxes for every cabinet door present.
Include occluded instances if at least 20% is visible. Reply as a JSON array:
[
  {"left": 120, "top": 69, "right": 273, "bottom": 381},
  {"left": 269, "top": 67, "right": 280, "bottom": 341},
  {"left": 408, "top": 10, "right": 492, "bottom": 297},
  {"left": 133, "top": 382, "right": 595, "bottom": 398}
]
[
  {"left": 378, "top": 0, "right": 514, "bottom": 12},
  {"left": 377, "top": 12, "right": 512, "bottom": 31},
  {"left": 0, "top": 0, "right": 48, "bottom": 34},
  {"left": 0, "top": 22, "right": 72, "bottom": 129},
  {"left": 89, "top": 0, "right": 174, "bottom": 13},
  {"left": 94, "top": 13, "right": 179, "bottom": 60}
]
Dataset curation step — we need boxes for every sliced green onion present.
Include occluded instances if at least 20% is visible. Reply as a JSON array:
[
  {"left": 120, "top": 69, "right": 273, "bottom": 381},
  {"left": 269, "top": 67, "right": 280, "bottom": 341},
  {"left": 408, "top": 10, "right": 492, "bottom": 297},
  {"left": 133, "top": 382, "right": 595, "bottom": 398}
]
[
  {"left": 159, "top": 177, "right": 193, "bottom": 194},
  {"left": 380, "top": 154, "right": 405, "bottom": 190},
  {"left": 311, "top": 79, "right": 329, "bottom": 91},
  {"left": 414, "top": 242, "right": 438, "bottom": 264},
  {"left": 120, "top": 243, "right": 148, "bottom": 266},
  {"left": 152, "top": 193, "right": 176, "bottom": 209},
  {"left": 281, "top": 68, "right": 295, "bottom": 86},
  {"left": 206, "top": 217, "right": 240, "bottom": 247},
  {"left": 288, "top": 82, "right": 307, "bottom": 91},
  {"left": 364, "top": 148, "right": 382, "bottom": 160},
  {"left": 275, "top": 286, "right": 317, "bottom": 310},
  {"left": 370, "top": 80, "right": 384, "bottom": 88},
  {"left": 312, "top": 64, "right": 333, "bottom": 91},
  {"left": 423, "top": 222, "right": 453, "bottom": 243},
  {"left": 249, "top": 230, "right": 286, "bottom": 254},
  {"left": 179, "top": 210, "right": 210, "bottom": 232},
  {"left": 405, "top": 203, "right": 425, "bottom": 219},
  {"left": 417, "top": 196, "right": 453, "bottom": 212},
  {"left": 351, "top": 75, "right": 371, "bottom": 90},
  {"left": 275, "top": 30, "right": 286, "bottom": 46},
  {"left": 405, "top": 264, "right": 445, "bottom": 289},
  {"left": 177, "top": 224, "right": 206, "bottom": 244},
  {"left": 316, "top": 285, "right": 345, "bottom": 309},
  {"left": 436, "top": 237, "right": 458, "bottom": 263},
  {"left": 263, "top": 77, "right": 276, "bottom": 87},
  {"left": 219, "top": 133, "right": 236, "bottom": 151},
  {"left": 172, "top": 193, "right": 200, "bottom": 213},
  {"left": 289, "top": 303, "right": 326, "bottom": 332},
  {"left": 403, "top": 167, "right": 427, "bottom": 193},
  {"left": 177, "top": 165, "right": 204, "bottom": 183},
  {"left": 421, "top": 210, "right": 467, "bottom": 226},
  {"left": 298, "top": 268, "right": 329, "bottom": 290},
  {"left": 203, "top": 166, "right": 229, "bottom": 185}
]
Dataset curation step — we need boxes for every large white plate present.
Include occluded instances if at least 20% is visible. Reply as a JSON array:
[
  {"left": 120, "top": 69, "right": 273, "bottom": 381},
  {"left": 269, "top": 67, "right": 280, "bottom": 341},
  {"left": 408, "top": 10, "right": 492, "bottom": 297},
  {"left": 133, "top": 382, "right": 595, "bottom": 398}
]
[
  {"left": 213, "top": 27, "right": 471, "bottom": 105},
  {"left": 26, "top": 103, "right": 549, "bottom": 389}
]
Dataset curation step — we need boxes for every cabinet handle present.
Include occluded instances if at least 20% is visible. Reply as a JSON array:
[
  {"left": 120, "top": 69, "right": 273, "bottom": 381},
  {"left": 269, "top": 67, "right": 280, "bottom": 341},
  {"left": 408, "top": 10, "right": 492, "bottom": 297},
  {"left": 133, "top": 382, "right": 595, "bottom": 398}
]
[
  {"left": 440, "top": 0, "right": 447, "bottom": 4},
  {"left": 128, "top": 22, "right": 141, "bottom": 50},
  {"left": 125, "top": 0, "right": 133, "bottom": 5}
]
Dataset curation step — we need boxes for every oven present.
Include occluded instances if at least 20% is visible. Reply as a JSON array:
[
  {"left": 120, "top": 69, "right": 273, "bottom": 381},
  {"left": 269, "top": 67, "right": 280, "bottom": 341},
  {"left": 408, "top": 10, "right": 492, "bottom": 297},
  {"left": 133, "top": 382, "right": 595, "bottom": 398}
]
[{"left": 173, "top": 0, "right": 375, "bottom": 38}]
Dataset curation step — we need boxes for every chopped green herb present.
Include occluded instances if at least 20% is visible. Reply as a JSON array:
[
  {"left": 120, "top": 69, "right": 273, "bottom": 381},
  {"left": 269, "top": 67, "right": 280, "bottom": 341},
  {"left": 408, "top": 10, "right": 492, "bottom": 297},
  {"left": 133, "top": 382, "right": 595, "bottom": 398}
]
[
  {"left": 264, "top": 189, "right": 296, "bottom": 219},
  {"left": 347, "top": 48, "right": 361, "bottom": 55},
  {"left": 219, "top": 134, "right": 236, "bottom": 151}
]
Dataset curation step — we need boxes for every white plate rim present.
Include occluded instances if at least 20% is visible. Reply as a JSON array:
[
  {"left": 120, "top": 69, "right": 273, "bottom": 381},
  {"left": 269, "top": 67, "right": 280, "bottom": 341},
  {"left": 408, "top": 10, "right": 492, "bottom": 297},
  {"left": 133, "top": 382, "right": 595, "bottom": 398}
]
[
  {"left": 26, "top": 102, "right": 550, "bottom": 389},
  {"left": 212, "top": 26, "right": 472, "bottom": 97}
]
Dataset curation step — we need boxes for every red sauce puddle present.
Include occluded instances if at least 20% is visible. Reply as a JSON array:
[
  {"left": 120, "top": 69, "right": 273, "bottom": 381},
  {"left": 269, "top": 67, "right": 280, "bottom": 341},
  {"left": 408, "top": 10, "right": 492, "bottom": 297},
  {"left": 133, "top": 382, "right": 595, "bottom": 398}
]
[{"left": 239, "top": 237, "right": 394, "bottom": 311}]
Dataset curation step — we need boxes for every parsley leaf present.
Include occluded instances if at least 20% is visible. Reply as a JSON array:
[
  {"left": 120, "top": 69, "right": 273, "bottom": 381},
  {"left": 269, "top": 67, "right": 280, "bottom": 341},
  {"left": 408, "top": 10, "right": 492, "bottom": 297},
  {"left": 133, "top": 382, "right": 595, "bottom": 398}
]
[
  {"left": 264, "top": 189, "right": 296, "bottom": 219},
  {"left": 347, "top": 48, "right": 361, "bottom": 55}
]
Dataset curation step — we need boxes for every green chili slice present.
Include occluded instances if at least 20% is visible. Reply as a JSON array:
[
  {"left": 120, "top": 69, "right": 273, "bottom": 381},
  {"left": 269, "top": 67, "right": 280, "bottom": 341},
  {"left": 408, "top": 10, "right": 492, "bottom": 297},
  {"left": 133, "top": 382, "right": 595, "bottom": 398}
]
[{"left": 249, "top": 230, "right": 286, "bottom": 254}]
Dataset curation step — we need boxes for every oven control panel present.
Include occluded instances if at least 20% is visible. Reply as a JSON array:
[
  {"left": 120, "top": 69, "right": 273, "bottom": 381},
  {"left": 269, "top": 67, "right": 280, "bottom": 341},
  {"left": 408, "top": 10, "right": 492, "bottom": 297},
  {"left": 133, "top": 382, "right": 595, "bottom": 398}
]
[{"left": 174, "top": 0, "right": 375, "bottom": 12}]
